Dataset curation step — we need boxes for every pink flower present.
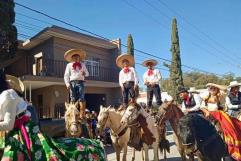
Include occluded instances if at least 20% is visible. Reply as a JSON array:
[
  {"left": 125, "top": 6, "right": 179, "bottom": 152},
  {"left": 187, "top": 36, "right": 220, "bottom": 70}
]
[
  {"left": 49, "top": 155, "right": 58, "bottom": 161},
  {"left": 92, "top": 154, "right": 99, "bottom": 160},
  {"left": 76, "top": 144, "right": 85, "bottom": 151},
  {"left": 1, "top": 157, "right": 12, "bottom": 161},
  {"left": 88, "top": 145, "right": 94, "bottom": 150},
  {"left": 17, "top": 151, "right": 25, "bottom": 161}
]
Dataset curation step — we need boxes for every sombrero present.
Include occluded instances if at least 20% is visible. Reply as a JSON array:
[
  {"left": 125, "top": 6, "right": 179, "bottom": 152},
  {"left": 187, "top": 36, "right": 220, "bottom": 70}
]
[
  {"left": 228, "top": 81, "right": 241, "bottom": 89},
  {"left": 64, "top": 49, "right": 86, "bottom": 62},
  {"left": 116, "top": 54, "right": 135, "bottom": 68},
  {"left": 206, "top": 83, "right": 227, "bottom": 91},
  {"left": 177, "top": 87, "right": 188, "bottom": 94},
  {"left": 6, "top": 75, "right": 24, "bottom": 93},
  {"left": 142, "top": 59, "right": 158, "bottom": 67}
]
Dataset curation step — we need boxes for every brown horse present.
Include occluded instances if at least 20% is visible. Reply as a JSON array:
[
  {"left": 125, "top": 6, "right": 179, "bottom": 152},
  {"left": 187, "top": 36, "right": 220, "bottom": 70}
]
[{"left": 157, "top": 102, "right": 194, "bottom": 161}]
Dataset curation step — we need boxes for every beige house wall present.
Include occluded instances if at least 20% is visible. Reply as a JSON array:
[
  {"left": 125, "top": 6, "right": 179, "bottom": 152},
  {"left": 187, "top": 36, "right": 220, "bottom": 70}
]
[
  {"left": 32, "top": 85, "right": 121, "bottom": 117},
  {"left": 53, "top": 37, "right": 115, "bottom": 68}
]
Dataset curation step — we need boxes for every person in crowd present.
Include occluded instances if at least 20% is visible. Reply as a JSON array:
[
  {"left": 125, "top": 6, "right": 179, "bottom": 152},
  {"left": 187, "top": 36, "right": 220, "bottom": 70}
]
[
  {"left": 200, "top": 83, "right": 227, "bottom": 111},
  {"left": 226, "top": 81, "right": 241, "bottom": 120},
  {"left": 142, "top": 59, "right": 162, "bottom": 112},
  {"left": 64, "top": 49, "right": 89, "bottom": 119},
  {"left": 0, "top": 70, "right": 105, "bottom": 161},
  {"left": 116, "top": 53, "right": 139, "bottom": 109},
  {"left": 178, "top": 87, "right": 202, "bottom": 114}
]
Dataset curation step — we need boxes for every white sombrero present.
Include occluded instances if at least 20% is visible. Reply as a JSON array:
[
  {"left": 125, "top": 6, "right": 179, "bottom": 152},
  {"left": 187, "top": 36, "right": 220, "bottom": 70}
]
[
  {"left": 116, "top": 54, "right": 135, "bottom": 68},
  {"left": 64, "top": 49, "right": 86, "bottom": 62},
  {"left": 206, "top": 83, "right": 227, "bottom": 91},
  {"left": 6, "top": 75, "right": 24, "bottom": 93},
  {"left": 228, "top": 81, "right": 241, "bottom": 89},
  {"left": 142, "top": 59, "right": 158, "bottom": 67}
]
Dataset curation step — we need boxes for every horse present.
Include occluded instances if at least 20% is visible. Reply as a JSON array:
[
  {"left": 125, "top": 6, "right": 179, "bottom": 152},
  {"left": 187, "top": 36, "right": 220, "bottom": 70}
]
[
  {"left": 177, "top": 114, "right": 227, "bottom": 161},
  {"left": 120, "top": 103, "right": 160, "bottom": 161},
  {"left": 157, "top": 102, "right": 191, "bottom": 161},
  {"left": 96, "top": 105, "right": 132, "bottom": 161},
  {"left": 65, "top": 102, "right": 82, "bottom": 137}
]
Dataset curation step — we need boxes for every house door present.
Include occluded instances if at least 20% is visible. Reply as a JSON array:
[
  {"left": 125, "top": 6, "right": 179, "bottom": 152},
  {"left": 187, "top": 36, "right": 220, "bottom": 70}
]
[{"left": 85, "top": 94, "right": 106, "bottom": 113}]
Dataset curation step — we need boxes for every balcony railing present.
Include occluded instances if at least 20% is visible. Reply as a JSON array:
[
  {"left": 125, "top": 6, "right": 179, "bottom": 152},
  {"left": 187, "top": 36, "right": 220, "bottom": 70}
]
[{"left": 35, "top": 59, "right": 119, "bottom": 82}]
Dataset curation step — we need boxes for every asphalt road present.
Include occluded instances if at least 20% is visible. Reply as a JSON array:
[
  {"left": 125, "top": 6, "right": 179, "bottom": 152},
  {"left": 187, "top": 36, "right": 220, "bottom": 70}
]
[{"left": 105, "top": 131, "right": 186, "bottom": 161}]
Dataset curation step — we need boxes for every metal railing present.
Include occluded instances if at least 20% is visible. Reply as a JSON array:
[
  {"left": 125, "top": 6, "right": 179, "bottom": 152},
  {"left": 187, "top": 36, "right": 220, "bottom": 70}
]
[{"left": 34, "top": 59, "right": 119, "bottom": 82}]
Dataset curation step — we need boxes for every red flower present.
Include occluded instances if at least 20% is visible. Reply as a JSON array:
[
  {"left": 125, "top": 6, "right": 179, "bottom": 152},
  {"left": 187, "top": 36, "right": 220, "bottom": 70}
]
[
  {"left": 123, "top": 67, "right": 130, "bottom": 73},
  {"left": 72, "top": 62, "right": 82, "bottom": 70},
  {"left": 148, "top": 69, "right": 154, "bottom": 76}
]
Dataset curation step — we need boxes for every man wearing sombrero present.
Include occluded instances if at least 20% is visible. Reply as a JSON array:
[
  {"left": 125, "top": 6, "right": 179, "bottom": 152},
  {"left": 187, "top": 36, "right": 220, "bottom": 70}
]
[
  {"left": 64, "top": 49, "right": 89, "bottom": 118},
  {"left": 116, "top": 53, "right": 139, "bottom": 108},
  {"left": 177, "top": 87, "right": 202, "bottom": 114},
  {"left": 226, "top": 81, "right": 241, "bottom": 119},
  {"left": 142, "top": 59, "right": 162, "bottom": 110}
]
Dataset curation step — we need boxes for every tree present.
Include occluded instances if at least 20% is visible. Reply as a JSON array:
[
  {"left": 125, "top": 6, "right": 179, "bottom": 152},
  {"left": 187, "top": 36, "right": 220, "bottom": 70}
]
[
  {"left": 127, "top": 34, "right": 134, "bottom": 56},
  {"left": 0, "top": 0, "right": 18, "bottom": 61},
  {"left": 164, "top": 18, "right": 184, "bottom": 103}
]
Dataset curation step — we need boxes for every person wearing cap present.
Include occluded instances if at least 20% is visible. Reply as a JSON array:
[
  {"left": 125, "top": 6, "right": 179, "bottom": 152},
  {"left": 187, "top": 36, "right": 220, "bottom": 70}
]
[
  {"left": 142, "top": 59, "right": 162, "bottom": 110},
  {"left": 178, "top": 87, "right": 202, "bottom": 114},
  {"left": 64, "top": 49, "right": 89, "bottom": 119},
  {"left": 226, "top": 81, "right": 241, "bottom": 119},
  {"left": 200, "top": 83, "right": 227, "bottom": 112},
  {"left": 116, "top": 53, "right": 139, "bottom": 108},
  {"left": 0, "top": 70, "right": 106, "bottom": 161}
]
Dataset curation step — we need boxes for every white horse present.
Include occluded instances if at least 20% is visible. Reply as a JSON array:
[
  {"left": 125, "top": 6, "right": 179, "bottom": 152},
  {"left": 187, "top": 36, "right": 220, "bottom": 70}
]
[
  {"left": 121, "top": 103, "right": 160, "bottom": 161},
  {"left": 97, "top": 106, "right": 132, "bottom": 161}
]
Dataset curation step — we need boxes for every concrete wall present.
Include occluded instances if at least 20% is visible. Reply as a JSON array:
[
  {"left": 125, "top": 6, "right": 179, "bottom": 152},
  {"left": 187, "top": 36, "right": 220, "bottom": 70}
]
[
  {"left": 32, "top": 85, "right": 121, "bottom": 117},
  {"left": 53, "top": 37, "right": 118, "bottom": 68}
]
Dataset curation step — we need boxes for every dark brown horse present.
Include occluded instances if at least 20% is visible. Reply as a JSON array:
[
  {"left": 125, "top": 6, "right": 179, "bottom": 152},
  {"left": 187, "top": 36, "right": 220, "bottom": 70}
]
[{"left": 157, "top": 102, "right": 194, "bottom": 161}]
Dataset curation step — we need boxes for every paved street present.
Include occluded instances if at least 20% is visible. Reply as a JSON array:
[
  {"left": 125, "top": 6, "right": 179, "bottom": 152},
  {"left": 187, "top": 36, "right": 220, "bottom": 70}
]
[{"left": 105, "top": 131, "right": 186, "bottom": 161}]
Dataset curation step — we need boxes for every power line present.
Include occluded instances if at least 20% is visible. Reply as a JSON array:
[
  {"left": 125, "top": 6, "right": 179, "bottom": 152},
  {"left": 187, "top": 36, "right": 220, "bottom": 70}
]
[
  {"left": 15, "top": 2, "right": 225, "bottom": 77},
  {"left": 134, "top": 0, "right": 240, "bottom": 68},
  {"left": 156, "top": 0, "right": 241, "bottom": 61}
]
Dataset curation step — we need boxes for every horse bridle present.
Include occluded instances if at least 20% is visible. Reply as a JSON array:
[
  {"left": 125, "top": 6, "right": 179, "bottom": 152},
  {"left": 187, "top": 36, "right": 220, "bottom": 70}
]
[{"left": 66, "top": 107, "right": 81, "bottom": 132}]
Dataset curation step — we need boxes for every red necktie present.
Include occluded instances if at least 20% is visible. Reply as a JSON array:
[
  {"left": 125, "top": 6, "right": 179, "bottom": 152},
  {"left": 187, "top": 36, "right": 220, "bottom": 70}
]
[
  {"left": 72, "top": 62, "right": 82, "bottom": 70},
  {"left": 148, "top": 69, "right": 154, "bottom": 76},
  {"left": 124, "top": 67, "right": 130, "bottom": 73}
]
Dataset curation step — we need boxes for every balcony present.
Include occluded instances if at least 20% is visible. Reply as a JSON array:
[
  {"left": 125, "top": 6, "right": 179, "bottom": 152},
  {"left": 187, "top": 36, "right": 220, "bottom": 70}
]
[{"left": 32, "top": 59, "right": 119, "bottom": 82}]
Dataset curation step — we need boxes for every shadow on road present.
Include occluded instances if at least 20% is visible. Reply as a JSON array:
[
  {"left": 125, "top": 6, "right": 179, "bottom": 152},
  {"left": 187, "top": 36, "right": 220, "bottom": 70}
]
[{"left": 105, "top": 145, "right": 115, "bottom": 155}]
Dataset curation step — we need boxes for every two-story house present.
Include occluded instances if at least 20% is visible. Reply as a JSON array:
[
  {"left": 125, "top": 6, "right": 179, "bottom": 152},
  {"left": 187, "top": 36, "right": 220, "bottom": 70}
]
[{"left": 5, "top": 25, "right": 121, "bottom": 118}]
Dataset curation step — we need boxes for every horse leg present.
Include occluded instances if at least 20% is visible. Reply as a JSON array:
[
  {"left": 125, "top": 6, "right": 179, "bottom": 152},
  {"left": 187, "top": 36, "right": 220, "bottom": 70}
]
[
  {"left": 141, "top": 148, "right": 145, "bottom": 161},
  {"left": 173, "top": 133, "right": 187, "bottom": 161},
  {"left": 143, "top": 144, "right": 149, "bottom": 161},
  {"left": 153, "top": 142, "right": 159, "bottom": 161},
  {"left": 131, "top": 148, "right": 135, "bottom": 161},
  {"left": 122, "top": 144, "right": 127, "bottom": 161},
  {"left": 113, "top": 145, "right": 121, "bottom": 161}
]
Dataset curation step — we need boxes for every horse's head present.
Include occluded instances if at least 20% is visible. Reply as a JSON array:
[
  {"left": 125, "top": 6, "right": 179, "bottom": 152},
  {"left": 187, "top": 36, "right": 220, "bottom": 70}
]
[
  {"left": 96, "top": 105, "right": 111, "bottom": 134},
  {"left": 65, "top": 102, "right": 81, "bottom": 137},
  {"left": 121, "top": 103, "right": 142, "bottom": 125}
]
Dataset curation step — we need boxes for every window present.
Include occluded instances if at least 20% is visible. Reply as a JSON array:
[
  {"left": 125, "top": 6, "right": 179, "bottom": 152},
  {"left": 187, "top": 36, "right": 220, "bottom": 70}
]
[{"left": 85, "top": 58, "right": 100, "bottom": 77}]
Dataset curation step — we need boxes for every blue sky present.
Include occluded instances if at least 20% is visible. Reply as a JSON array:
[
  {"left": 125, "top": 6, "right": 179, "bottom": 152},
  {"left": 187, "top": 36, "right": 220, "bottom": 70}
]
[{"left": 15, "top": 0, "right": 241, "bottom": 82}]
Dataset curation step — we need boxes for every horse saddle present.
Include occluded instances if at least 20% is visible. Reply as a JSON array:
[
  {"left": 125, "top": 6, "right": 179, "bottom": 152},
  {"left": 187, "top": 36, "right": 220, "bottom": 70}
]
[{"left": 128, "top": 126, "right": 143, "bottom": 151}]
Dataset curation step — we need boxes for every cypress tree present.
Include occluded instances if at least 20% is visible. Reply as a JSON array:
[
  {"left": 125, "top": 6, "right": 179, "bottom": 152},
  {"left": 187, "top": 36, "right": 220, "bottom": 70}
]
[
  {"left": 127, "top": 34, "right": 134, "bottom": 56},
  {"left": 164, "top": 18, "right": 184, "bottom": 103},
  {"left": 0, "top": 0, "right": 18, "bottom": 61}
]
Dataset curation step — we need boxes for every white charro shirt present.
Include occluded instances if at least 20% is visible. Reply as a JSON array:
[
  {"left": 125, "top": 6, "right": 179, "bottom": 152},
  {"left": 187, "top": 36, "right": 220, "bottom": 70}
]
[
  {"left": 64, "top": 62, "right": 89, "bottom": 87},
  {"left": 119, "top": 67, "right": 139, "bottom": 87},
  {"left": 143, "top": 69, "right": 162, "bottom": 85},
  {"left": 0, "top": 89, "right": 30, "bottom": 131},
  {"left": 181, "top": 93, "right": 202, "bottom": 112}
]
